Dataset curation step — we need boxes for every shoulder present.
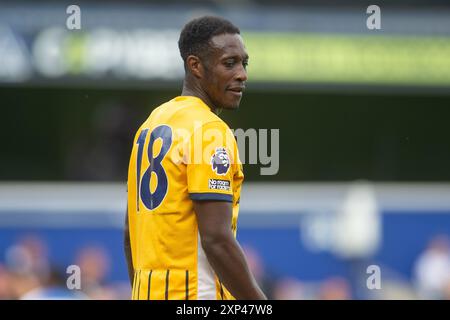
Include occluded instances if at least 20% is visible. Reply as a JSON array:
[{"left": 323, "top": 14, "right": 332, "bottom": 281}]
[{"left": 176, "top": 99, "right": 232, "bottom": 134}]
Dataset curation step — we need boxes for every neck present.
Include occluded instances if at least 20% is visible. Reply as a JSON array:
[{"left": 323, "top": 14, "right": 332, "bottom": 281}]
[{"left": 181, "top": 80, "right": 221, "bottom": 115}]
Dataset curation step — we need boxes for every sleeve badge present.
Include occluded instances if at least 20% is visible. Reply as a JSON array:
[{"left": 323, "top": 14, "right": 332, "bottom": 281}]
[{"left": 211, "top": 147, "right": 230, "bottom": 175}]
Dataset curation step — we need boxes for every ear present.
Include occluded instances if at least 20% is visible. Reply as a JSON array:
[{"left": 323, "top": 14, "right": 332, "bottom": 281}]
[{"left": 186, "top": 55, "right": 204, "bottom": 79}]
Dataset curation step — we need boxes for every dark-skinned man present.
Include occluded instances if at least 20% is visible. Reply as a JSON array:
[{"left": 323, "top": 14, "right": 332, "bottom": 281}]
[{"left": 124, "top": 16, "right": 266, "bottom": 300}]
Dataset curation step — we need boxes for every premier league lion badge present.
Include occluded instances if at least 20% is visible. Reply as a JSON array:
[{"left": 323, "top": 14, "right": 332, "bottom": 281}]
[{"left": 211, "top": 147, "right": 230, "bottom": 175}]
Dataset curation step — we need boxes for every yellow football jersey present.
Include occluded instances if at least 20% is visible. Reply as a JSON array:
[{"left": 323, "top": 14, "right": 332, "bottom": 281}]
[{"left": 127, "top": 96, "right": 244, "bottom": 300}]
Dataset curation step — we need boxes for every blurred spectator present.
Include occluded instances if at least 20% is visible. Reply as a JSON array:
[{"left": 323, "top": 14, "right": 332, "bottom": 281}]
[
  {"left": 4, "top": 234, "right": 50, "bottom": 281},
  {"left": 3, "top": 234, "right": 54, "bottom": 299},
  {"left": 20, "top": 267, "right": 88, "bottom": 300},
  {"left": 1, "top": 235, "right": 130, "bottom": 300},
  {"left": 0, "top": 264, "right": 13, "bottom": 299},
  {"left": 8, "top": 269, "right": 41, "bottom": 299},
  {"left": 74, "top": 245, "right": 112, "bottom": 299},
  {"left": 413, "top": 234, "right": 450, "bottom": 299},
  {"left": 272, "top": 277, "right": 306, "bottom": 300},
  {"left": 317, "top": 276, "right": 352, "bottom": 300},
  {"left": 443, "top": 279, "right": 450, "bottom": 300}
]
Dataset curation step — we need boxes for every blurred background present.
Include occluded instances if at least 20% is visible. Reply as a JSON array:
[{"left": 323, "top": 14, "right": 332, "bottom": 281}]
[{"left": 1, "top": 0, "right": 450, "bottom": 300}]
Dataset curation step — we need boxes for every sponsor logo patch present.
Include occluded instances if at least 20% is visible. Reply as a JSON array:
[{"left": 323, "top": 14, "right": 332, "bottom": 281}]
[{"left": 208, "top": 179, "right": 231, "bottom": 191}]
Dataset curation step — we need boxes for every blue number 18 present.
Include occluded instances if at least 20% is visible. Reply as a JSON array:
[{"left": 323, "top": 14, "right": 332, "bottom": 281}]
[{"left": 136, "top": 125, "right": 172, "bottom": 211}]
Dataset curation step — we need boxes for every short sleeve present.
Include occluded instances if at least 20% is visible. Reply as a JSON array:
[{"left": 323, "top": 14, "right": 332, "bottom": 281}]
[{"left": 186, "top": 121, "right": 238, "bottom": 202}]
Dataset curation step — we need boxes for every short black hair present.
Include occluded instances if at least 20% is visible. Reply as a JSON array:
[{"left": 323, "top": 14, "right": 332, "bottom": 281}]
[{"left": 178, "top": 16, "right": 240, "bottom": 65}]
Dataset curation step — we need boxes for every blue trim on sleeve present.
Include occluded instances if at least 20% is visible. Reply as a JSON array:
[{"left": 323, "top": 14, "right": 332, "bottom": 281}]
[{"left": 189, "top": 193, "right": 233, "bottom": 202}]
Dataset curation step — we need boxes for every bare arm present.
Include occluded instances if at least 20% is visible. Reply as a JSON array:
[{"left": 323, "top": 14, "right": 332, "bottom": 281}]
[
  {"left": 124, "top": 209, "right": 134, "bottom": 288},
  {"left": 194, "top": 200, "right": 267, "bottom": 300}
]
